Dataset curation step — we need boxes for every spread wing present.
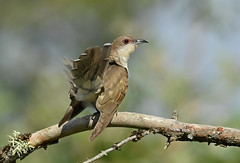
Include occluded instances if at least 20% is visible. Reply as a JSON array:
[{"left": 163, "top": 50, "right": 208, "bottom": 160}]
[
  {"left": 63, "top": 44, "right": 111, "bottom": 101},
  {"left": 90, "top": 64, "right": 128, "bottom": 141},
  {"left": 58, "top": 44, "right": 111, "bottom": 127}
]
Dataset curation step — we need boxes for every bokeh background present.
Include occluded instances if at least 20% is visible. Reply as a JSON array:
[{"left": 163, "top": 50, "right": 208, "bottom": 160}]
[{"left": 1, "top": 0, "right": 240, "bottom": 162}]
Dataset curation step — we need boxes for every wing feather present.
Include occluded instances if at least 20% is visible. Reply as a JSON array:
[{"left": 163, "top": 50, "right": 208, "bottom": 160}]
[
  {"left": 90, "top": 64, "right": 128, "bottom": 141},
  {"left": 58, "top": 44, "right": 112, "bottom": 127}
]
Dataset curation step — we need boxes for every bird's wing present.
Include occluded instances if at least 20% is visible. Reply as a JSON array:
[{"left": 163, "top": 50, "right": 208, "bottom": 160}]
[
  {"left": 90, "top": 64, "right": 128, "bottom": 141},
  {"left": 63, "top": 44, "right": 111, "bottom": 101},
  {"left": 58, "top": 44, "right": 111, "bottom": 127}
]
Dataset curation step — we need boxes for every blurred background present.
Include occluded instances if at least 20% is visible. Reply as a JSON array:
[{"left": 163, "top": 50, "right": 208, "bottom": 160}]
[{"left": 1, "top": 0, "right": 240, "bottom": 162}]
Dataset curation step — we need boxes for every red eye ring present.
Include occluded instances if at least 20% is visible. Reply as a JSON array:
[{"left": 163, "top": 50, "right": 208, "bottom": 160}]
[{"left": 122, "top": 39, "right": 130, "bottom": 44}]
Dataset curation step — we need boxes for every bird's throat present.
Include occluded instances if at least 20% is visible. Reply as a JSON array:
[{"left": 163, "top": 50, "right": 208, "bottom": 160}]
[{"left": 112, "top": 44, "right": 135, "bottom": 69}]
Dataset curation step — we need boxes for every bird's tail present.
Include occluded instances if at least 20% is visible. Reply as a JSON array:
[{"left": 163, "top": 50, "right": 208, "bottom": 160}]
[
  {"left": 58, "top": 101, "right": 85, "bottom": 127},
  {"left": 89, "top": 111, "right": 115, "bottom": 141}
]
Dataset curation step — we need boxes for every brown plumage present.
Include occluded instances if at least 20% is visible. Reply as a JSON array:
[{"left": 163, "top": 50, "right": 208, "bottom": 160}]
[
  {"left": 58, "top": 36, "right": 148, "bottom": 141},
  {"left": 90, "top": 64, "right": 128, "bottom": 141},
  {"left": 58, "top": 45, "right": 111, "bottom": 127}
]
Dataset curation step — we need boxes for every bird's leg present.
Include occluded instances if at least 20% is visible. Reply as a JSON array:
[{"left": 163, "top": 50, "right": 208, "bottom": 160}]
[
  {"left": 91, "top": 110, "right": 100, "bottom": 120},
  {"left": 115, "top": 110, "right": 118, "bottom": 116}
]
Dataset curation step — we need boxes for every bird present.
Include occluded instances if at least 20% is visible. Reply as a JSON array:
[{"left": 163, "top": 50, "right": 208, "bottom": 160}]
[{"left": 58, "top": 35, "right": 149, "bottom": 141}]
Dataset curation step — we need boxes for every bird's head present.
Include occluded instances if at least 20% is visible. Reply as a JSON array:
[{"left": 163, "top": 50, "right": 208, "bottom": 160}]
[
  {"left": 109, "top": 35, "right": 148, "bottom": 69},
  {"left": 111, "top": 35, "right": 149, "bottom": 58}
]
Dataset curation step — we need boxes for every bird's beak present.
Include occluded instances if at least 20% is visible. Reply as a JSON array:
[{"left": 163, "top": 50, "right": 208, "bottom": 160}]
[{"left": 135, "top": 39, "right": 149, "bottom": 44}]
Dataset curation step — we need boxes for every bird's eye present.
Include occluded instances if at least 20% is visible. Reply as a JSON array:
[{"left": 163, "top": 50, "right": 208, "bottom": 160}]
[{"left": 122, "top": 39, "right": 130, "bottom": 44}]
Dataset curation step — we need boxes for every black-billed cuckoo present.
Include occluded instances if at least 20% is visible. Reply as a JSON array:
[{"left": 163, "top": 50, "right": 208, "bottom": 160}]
[{"left": 58, "top": 35, "right": 149, "bottom": 141}]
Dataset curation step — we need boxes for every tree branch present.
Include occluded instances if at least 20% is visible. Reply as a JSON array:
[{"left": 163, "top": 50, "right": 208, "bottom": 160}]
[
  {"left": 1, "top": 112, "right": 240, "bottom": 163},
  {"left": 83, "top": 129, "right": 152, "bottom": 163}
]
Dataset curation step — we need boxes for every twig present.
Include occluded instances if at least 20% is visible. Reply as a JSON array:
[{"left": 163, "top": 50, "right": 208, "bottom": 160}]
[
  {"left": 171, "top": 109, "right": 179, "bottom": 120},
  {"left": 83, "top": 129, "right": 151, "bottom": 163}
]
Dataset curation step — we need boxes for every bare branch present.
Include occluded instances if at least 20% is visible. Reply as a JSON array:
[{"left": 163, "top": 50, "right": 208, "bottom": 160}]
[
  {"left": 83, "top": 129, "right": 152, "bottom": 163},
  {"left": 1, "top": 112, "right": 240, "bottom": 163}
]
